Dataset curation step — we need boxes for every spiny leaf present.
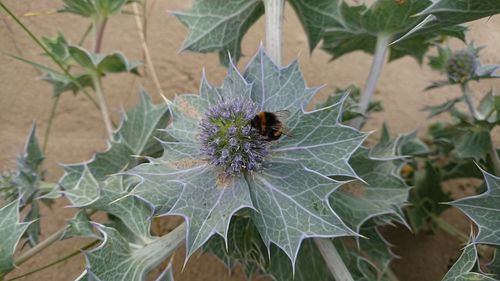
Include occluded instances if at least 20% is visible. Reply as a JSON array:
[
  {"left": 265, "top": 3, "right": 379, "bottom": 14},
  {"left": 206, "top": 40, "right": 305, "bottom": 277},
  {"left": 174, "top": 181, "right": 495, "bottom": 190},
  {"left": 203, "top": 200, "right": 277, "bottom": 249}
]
[
  {"left": 86, "top": 176, "right": 154, "bottom": 243},
  {"left": 320, "top": 0, "right": 465, "bottom": 62},
  {"left": 1, "top": 125, "right": 48, "bottom": 247},
  {"left": 401, "top": 0, "right": 500, "bottom": 44},
  {"left": 442, "top": 243, "right": 495, "bottom": 281},
  {"left": 65, "top": 170, "right": 153, "bottom": 243},
  {"left": 61, "top": 210, "right": 97, "bottom": 240},
  {"left": 288, "top": 0, "right": 340, "bottom": 51},
  {"left": 0, "top": 200, "right": 32, "bottom": 276},
  {"left": 243, "top": 49, "right": 317, "bottom": 113},
  {"left": 173, "top": 0, "right": 264, "bottom": 66},
  {"left": 359, "top": 226, "right": 397, "bottom": 273},
  {"left": 10, "top": 125, "right": 44, "bottom": 206},
  {"left": 450, "top": 169, "right": 500, "bottom": 246},
  {"left": 115, "top": 90, "right": 171, "bottom": 156},
  {"left": 424, "top": 97, "right": 464, "bottom": 119},
  {"left": 333, "top": 239, "right": 388, "bottom": 281},
  {"left": 79, "top": 224, "right": 181, "bottom": 281},
  {"left": 331, "top": 147, "right": 409, "bottom": 233},
  {"left": 59, "top": 90, "right": 169, "bottom": 192},
  {"left": 248, "top": 161, "right": 355, "bottom": 264},
  {"left": 271, "top": 100, "right": 367, "bottom": 178},
  {"left": 315, "top": 85, "right": 382, "bottom": 123},
  {"left": 454, "top": 128, "right": 492, "bottom": 161},
  {"left": 130, "top": 160, "right": 254, "bottom": 258}
]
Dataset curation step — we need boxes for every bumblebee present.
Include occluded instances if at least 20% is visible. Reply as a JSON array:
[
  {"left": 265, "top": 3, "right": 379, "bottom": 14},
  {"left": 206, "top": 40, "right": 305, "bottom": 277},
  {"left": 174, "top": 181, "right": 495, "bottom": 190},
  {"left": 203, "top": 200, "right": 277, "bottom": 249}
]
[{"left": 250, "top": 111, "right": 290, "bottom": 141}]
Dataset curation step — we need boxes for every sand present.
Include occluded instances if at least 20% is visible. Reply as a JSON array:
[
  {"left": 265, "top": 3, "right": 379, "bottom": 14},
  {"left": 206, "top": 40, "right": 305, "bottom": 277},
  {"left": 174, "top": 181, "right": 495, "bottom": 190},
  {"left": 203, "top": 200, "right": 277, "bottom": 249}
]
[{"left": 1, "top": 0, "right": 499, "bottom": 280}]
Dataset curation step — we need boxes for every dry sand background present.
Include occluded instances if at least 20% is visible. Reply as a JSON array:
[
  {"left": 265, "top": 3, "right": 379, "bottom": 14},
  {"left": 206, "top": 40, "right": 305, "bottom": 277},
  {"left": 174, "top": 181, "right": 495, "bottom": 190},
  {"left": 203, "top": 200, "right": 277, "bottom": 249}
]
[{"left": 1, "top": 0, "right": 499, "bottom": 280}]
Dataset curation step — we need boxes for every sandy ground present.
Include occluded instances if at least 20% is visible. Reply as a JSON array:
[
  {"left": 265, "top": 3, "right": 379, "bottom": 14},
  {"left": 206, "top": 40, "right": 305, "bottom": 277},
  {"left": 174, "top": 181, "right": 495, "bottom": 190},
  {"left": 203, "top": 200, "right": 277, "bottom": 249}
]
[{"left": 0, "top": 0, "right": 499, "bottom": 280}]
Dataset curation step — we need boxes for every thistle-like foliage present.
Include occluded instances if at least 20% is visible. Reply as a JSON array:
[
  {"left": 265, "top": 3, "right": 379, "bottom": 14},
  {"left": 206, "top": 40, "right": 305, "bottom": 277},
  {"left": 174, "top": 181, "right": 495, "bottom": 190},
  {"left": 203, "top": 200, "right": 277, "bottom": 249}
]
[{"left": 129, "top": 48, "right": 368, "bottom": 267}]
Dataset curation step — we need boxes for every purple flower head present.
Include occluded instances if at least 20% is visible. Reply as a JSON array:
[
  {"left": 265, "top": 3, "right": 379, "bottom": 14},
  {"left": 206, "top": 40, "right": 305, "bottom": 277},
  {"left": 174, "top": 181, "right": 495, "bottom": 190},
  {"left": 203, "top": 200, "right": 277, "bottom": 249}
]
[{"left": 199, "top": 98, "right": 269, "bottom": 176}]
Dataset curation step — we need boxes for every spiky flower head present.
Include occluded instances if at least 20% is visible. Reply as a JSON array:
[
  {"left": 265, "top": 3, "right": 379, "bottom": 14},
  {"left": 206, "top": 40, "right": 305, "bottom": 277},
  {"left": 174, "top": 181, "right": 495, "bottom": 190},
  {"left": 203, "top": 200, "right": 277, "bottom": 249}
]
[
  {"left": 199, "top": 98, "right": 268, "bottom": 176},
  {"left": 446, "top": 49, "right": 478, "bottom": 83}
]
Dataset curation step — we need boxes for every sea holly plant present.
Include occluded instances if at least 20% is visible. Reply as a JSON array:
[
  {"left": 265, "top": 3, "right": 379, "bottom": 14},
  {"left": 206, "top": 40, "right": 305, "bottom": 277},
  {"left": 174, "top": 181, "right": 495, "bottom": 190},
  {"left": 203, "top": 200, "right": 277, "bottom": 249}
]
[
  {"left": 1, "top": 0, "right": 500, "bottom": 281},
  {"left": 128, "top": 48, "right": 368, "bottom": 265}
]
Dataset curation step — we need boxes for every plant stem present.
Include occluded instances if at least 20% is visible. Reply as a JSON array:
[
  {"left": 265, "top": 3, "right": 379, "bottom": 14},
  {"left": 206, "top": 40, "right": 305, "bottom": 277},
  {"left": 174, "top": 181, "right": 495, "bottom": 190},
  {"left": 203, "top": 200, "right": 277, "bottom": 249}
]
[
  {"left": 489, "top": 143, "right": 500, "bottom": 176},
  {"left": 350, "top": 34, "right": 391, "bottom": 129},
  {"left": 314, "top": 239, "right": 354, "bottom": 281},
  {"left": 78, "top": 23, "right": 93, "bottom": 46},
  {"left": 93, "top": 18, "right": 108, "bottom": 53},
  {"left": 140, "top": 222, "right": 186, "bottom": 267},
  {"left": 92, "top": 75, "right": 114, "bottom": 139},
  {"left": 263, "top": 0, "right": 354, "bottom": 279},
  {"left": 6, "top": 240, "right": 99, "bottom": 281},
  {"left": 0, "top": 1, "right": 100, "bottom": 110},
  {"left": 14, "top": 226, "right": 67, "bottom": 266},
  {"left": 42, "top": 94, "right": 60, "bottom": 152},
  {"left": 132, "top": 2, "right": 166, "bottom": 98},
  {"left": 460, "top": 82, "right": 481, "bottom": 120},
  {"left": 264, "top": 0, "right": 285, "bottom": 66},
  {"left": 14, "top": 209, "right": 97, "bottom": 266},
  {"left": 459, "top": 83, "right": 500, "bottom": 175}
]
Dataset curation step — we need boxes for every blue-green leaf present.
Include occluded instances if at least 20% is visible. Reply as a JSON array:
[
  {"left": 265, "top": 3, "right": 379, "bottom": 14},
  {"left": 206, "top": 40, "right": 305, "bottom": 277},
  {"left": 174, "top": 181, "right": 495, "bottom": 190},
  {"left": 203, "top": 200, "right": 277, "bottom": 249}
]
[
  {"left": 61, "top": 210, "right": 97, "bottom": 240},
  {"left": 450, "top": 169, "right": 500, "bottom": 246},
  {"left": 402, "top": 0, "right": 500, "bottom": 44},
  {"left": 173, "top": 0, "right": 264, "bottom": 66},
  {"left": 59, "top": 91, "right": 169, "bottom": 192},
  {"left": 442, "top": 243, "right": 495, "bottom": 281},
  {"left": 79, "top": 224, "right": 182, "bottom": 281},
  {"left": 320, "top": 0, "right": 465, "bottom": 62},
  {"left": 244, "top": 47, "right": 317, "bottom": 114},
  {"left": 0, "top": 200, "right": 32, "bottom": 277}
]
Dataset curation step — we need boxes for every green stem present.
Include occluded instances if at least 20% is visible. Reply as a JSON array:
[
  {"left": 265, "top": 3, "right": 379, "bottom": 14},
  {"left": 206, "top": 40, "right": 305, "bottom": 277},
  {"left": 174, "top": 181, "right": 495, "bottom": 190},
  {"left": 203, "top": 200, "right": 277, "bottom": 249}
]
[
  {"left": 78, "top": 23, "right": 93, "bottom": 46},
  {"left": 6, "top": 240, "right": 99, "bottom": 281},
  {"left": 314, "top": 238, "right": 354, "bottom": 281},
  {"left": 93, "top": 17, "right": 108, "bottom": 53},
  {"left": 14, "top": 210, "right": 97, "bottom": 266},
  {"left": 132, "top": 2, "right": 166, "bottom": 98},
  {"left": 14, "top": 226, "right": 68, "bottom": 266},
  {"left": 42, "top": 95, "right": 60, "bottom": 152},
  {"left": 460, "top": 82, "right": 481, "bottom": 120},
  {"left": 264, "top": 0, "right": 285, "bottom": 66},
  {"left": 92, "top": 74, "right": 114, "bottom": 139},
  {"left": 430, "top": 214, "right": 468, "bottom": 242},
  {"left": 350, "top": 34, "right": 391, "bottom": 130},
  {"left": 0, "top": 2, "right": 100, "bottom": 110},
  {"left": 489, "top": 143, "right": 500, "bottom": 176}
]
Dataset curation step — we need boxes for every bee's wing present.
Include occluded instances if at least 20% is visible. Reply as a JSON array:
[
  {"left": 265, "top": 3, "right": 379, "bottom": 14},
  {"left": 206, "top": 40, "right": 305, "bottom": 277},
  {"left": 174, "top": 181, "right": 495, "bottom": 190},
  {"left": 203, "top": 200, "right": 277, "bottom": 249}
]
[
  {"left": 274, "top": 110, "right": 290, "bottom": 120},
  {"left": 270, "top": 123, "right": 293, "bottom": 137}
]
